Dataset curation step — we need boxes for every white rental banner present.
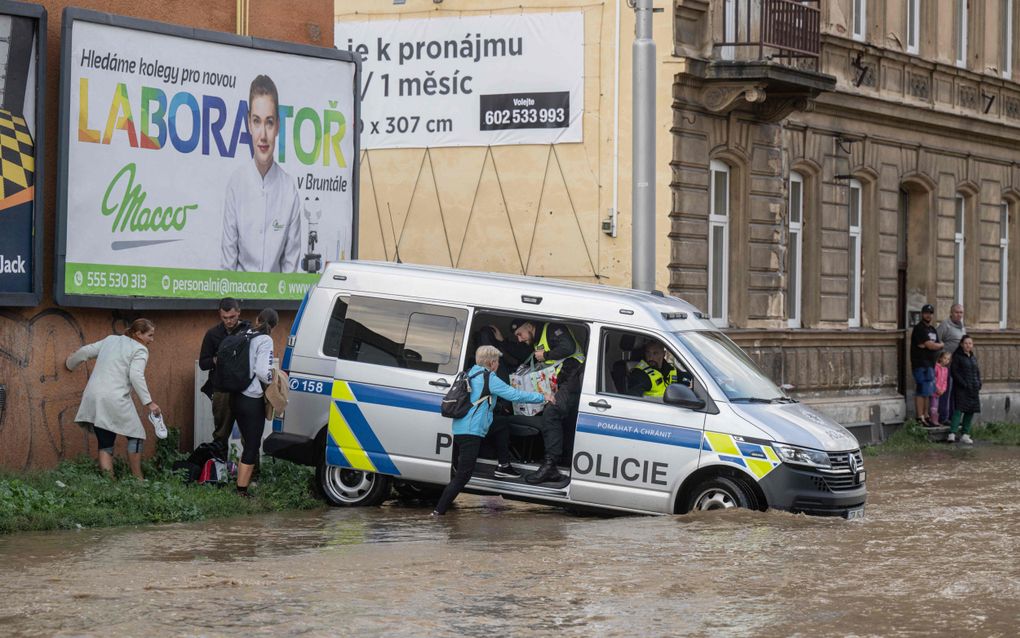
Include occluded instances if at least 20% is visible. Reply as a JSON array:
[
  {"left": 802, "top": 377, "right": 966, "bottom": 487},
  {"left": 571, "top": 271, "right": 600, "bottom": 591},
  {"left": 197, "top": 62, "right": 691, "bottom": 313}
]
[
  {"left": 61, "top": 17, "right": 357, "bottom": 303},
  {"left": 336, "top": 12, "right": 584, "bottom": 149}
]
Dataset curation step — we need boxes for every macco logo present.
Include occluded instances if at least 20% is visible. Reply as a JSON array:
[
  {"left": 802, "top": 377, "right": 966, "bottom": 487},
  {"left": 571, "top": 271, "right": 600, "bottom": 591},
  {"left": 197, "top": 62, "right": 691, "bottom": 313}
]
[{"left": 102, "top": 163, "right": 198, "bottom": 232}]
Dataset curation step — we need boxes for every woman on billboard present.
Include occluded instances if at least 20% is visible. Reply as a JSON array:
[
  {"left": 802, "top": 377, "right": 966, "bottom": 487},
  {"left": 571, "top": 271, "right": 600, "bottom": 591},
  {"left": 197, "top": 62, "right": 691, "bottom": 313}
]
[{"left": 220, "top": 74, "right": 302, "bottom": 273}]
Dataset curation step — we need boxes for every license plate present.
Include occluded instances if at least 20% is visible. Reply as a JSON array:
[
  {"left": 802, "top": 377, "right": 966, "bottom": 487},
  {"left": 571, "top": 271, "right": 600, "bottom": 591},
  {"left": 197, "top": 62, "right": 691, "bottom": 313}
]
[
  {"left": 845, "top": 506, "right": 865, "bottom": 520},
  {"left": 857, "top": 470, "right": 866, "bottom": 484}
]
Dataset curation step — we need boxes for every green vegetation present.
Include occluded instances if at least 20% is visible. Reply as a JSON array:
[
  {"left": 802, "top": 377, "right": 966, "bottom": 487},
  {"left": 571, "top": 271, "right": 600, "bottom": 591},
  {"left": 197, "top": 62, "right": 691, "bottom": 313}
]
[
  {"left": 0, "top": 429, "right": 323, "bottom": 534},
  {"left": 863, "top": 419, "right": 1020, "bottom": 456},
  {"left": 862, "top": 419, "right": 937, "bottom": 456},
  {"left": 971, "top": 421, "right": 1020, "bottom": 445}
]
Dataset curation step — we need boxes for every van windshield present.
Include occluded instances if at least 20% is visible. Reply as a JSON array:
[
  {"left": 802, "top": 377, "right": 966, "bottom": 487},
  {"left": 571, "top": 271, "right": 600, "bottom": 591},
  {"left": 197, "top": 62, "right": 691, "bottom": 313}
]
[{"left": 673, "top": 331, "right": 789, "bottom": 403}]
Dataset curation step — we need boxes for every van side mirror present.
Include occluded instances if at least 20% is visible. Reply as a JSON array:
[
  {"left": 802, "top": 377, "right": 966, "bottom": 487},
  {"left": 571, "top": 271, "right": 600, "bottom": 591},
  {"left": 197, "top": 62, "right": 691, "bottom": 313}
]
[{"left": 663, "top": 383, "right": 706, "bottom": 410}]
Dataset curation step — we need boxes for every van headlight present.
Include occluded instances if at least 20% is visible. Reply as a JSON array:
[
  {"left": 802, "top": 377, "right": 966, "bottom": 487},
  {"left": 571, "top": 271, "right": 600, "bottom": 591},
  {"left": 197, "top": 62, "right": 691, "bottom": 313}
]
[{"left": 772, "top": 444, "right": 831, "bottom": 468}]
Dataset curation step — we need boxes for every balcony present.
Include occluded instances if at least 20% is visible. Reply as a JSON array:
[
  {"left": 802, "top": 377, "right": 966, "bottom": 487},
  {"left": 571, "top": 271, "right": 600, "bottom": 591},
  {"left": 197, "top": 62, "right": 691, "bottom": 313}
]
[
  {"left": 715, "top": 0, "right": 822, "bottom": 71},
  {"left": 675, "top": 0, "right": 835, "bottom": 122}
]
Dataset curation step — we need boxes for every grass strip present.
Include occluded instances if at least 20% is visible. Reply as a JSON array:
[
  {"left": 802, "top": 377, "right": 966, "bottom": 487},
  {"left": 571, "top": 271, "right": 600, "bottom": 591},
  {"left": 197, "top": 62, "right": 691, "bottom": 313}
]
[
  {"left": 970, "top": 421, "right": 1020, "bottom": 445},
  {"left": 862, "top": 419, "right": 937, "bottom": 456},
  {"left": 0, "top": 429, "right": 322, "bottom": 535},
  {"left": 863, "top": 419, "right": 1020, "bottom": 456}
]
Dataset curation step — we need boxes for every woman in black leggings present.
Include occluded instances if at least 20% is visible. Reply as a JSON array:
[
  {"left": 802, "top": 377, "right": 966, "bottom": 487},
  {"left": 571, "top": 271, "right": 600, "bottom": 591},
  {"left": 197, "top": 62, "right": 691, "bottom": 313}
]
[{"left": 230, "top": 308, "right": 278, "bottom": 496}]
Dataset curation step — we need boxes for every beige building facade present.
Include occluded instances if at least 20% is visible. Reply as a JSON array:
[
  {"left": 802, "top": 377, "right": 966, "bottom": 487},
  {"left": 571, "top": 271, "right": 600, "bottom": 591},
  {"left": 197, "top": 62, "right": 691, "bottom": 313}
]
[
  {"left": 336, "top": 0, "right": 677, "bottom": 286},
  {"left": 672, "top": 0, "right": 1020, "bottom": 435},
  {"left": 338, "top": 0, "right": 1020, "bottom": 440}
]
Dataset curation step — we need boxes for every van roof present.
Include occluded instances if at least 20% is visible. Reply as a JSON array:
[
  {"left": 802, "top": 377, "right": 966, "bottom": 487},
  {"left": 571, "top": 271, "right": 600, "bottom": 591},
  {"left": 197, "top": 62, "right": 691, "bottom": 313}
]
[{"left": 319, "top": 261, "right": 716, "bottom": 331}]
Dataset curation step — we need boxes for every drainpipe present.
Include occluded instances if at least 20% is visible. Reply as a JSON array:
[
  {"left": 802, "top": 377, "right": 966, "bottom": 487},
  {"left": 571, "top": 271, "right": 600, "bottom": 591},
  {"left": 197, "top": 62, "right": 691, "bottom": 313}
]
[
  {"left": 236, "top": 0, "right": 249, "bottom": 36},
  {"left": 609, "top": 0, "right": 621, "bottom": 241},
  {"left": 631, "top": 0, "right": 656, "bottom": 291}
]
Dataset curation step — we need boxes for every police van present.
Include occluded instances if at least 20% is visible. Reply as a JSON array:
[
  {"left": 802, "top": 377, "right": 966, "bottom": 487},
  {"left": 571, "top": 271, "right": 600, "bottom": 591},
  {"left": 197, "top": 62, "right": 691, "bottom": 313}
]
[{"left": 265, "top": 261, "right": 866, "bottom": 518}]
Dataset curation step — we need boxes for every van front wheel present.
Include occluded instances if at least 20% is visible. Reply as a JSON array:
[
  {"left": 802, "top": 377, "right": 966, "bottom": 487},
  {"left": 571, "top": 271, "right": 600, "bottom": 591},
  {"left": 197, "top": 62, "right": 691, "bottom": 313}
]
[
  {"left": 686, "top": 476, "right": 750, "bottom": 512},
  {"left": 317, "top": 463, "right": 392, "bottom": 507}
]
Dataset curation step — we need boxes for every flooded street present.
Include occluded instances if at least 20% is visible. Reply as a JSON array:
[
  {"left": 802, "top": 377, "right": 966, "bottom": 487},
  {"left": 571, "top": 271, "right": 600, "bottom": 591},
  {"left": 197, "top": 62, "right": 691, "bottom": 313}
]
[{"left": 1, "top": 446, "right": 1018, "bottom": 637}]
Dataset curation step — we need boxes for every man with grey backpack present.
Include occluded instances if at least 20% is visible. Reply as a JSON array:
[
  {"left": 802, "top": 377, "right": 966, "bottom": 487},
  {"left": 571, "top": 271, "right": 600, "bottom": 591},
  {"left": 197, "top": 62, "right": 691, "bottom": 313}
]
[{"left": 433, "top": 345, "right": 554, "bottom": 516}]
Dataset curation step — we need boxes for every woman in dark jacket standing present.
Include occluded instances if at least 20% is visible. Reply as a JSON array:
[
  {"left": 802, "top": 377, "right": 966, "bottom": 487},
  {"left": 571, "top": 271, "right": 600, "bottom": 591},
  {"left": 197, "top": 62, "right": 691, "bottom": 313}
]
[{"left": 948, "top": 335, "right": 980, "bottom": 445}]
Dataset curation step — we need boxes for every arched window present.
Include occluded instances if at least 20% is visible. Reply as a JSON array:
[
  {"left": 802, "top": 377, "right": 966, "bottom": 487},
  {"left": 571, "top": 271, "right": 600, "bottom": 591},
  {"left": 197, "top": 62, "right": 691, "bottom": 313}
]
[
  {"left": 954, "top": 194, "right": 966, "bottom": 304},
  {"left": 848, "top": 179, "right": 863, "bottom": 327},
  {"left": 709, "top": 159, "right": 730, "bottom": 326},
  {"left": 788, "top": 171, "right": 804, "bottom": 328}
]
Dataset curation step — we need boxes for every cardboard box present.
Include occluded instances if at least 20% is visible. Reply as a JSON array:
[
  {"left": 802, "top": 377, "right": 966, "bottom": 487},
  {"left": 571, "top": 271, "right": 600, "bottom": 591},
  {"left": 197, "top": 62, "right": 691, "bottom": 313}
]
[{"left": 509, "top": 362, "right": 559, "bottom": 416}]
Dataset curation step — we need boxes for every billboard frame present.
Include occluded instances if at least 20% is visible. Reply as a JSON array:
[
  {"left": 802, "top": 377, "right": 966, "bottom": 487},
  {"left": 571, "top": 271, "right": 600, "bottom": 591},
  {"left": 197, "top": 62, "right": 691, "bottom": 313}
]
[
  {"left": 0, "top": 0, "right": 46, "bottom": 307},
  {"left": 55, "top": 7, "right": 361, "bottom": 310}
]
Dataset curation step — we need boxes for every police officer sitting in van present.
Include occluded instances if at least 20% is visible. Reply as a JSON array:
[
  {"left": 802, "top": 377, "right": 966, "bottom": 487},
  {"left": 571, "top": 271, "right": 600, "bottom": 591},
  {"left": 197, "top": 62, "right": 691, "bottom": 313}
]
[
  {"left": 627, "top": 341, "right": 691, "bottom": 399},
  {"left": 512, "top": 320, "right": 585, "bottom": 484}
]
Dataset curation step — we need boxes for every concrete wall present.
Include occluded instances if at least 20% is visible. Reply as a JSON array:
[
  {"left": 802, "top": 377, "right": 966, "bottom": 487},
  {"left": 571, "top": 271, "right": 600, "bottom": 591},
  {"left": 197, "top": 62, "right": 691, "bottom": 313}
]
[{"left": 0, "top": 0, "right": 333, "bottom": 470}]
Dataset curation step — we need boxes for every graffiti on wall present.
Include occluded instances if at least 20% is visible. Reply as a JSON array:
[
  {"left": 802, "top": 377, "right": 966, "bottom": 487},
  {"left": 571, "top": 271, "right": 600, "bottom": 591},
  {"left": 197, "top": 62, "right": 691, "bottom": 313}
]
[{"left": 0, "top": 309, "right": 89, "bottom": 470}]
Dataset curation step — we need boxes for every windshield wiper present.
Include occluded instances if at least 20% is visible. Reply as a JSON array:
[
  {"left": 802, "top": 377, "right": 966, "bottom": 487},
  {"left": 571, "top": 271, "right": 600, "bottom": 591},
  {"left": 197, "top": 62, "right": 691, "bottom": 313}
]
[{"left": 730, "top": 397, "right": 796, "bottom": 404}]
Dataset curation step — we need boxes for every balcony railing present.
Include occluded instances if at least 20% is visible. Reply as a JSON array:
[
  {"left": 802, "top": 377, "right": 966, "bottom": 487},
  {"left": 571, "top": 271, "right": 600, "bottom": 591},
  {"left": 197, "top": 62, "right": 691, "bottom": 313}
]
[{"left": 714, "top": 0, "right": 821, "bottom": 71}]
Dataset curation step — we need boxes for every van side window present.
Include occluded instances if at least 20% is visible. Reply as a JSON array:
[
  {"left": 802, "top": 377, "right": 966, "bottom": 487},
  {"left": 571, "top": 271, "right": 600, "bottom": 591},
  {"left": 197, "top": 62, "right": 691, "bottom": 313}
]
[
  {"left": 601, "top": 329, "right": 694, "bottom": 399},
  {"left": 338, "top": 296, "right": 467, "bottom": 374},
  {"left": 405, "top": 313, "right": 459, "bottom": 368},
  {"left": 322, "top": 297, "right": 349, "bottom": 358}
]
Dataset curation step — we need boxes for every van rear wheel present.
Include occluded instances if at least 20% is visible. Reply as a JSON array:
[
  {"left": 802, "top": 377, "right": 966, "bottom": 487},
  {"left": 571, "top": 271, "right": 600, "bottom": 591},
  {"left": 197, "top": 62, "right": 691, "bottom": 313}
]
[
  {"left": 317, "top": 463, "right": 391, "bottom": 507},
  {"left": 686, "top": 476, "right": 751, "bottom": 512}
]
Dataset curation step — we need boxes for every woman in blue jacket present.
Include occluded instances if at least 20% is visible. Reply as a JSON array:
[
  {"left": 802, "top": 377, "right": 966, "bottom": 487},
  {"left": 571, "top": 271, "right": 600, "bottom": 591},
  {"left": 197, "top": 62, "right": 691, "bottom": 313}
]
[{"left": 433, "top": 345, "right": 553, "bottom": 515}]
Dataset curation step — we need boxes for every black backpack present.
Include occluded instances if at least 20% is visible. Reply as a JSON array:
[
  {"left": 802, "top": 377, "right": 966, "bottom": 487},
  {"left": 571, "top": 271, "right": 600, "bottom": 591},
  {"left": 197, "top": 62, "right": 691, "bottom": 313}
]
[
  {"left": 172, "top": 441, "right": 227, "bottom": 483},
  {"left": 440, "top": 369, "right": 490, "bottom": 418},
  {"left": 214, "top": 331, "right": 255, "bottom": 393}
]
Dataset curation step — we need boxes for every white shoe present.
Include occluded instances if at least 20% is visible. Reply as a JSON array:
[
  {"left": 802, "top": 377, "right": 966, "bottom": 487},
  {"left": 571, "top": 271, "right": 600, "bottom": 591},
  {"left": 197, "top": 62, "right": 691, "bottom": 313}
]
[
  {"left": 148, "top": 412, "right": 168, "bottom": 439},
  {"left": 960, "top": 434, "right": 973, "bottom": 445},
  {"left": 946, "top": 433, "right": 956, "bottom": 443}
]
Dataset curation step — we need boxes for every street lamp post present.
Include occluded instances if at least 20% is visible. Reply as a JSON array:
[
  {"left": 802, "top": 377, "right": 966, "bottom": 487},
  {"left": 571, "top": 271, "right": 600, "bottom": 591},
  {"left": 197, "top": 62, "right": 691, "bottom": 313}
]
[{"left": 631, "top": 0, "right": 656, "bottom": 292}]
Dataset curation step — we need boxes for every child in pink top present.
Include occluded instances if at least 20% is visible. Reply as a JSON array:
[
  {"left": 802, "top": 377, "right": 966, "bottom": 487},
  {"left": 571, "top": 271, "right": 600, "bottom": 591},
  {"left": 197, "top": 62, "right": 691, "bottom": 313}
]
[{"left": 931, "top": 352, "right": 951, "bottom": 426}]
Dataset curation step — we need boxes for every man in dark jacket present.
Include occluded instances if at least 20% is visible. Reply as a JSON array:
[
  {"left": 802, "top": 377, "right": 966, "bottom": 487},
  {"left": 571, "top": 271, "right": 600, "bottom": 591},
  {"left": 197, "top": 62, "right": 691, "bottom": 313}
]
[
  {"left": 513, "top": 319, "right": 585, "bottom": 483},
  {"left": 473, "top": 322, "right": 533, "bottom": 416},
  {"left": 910, "top": 304, "right": 943, "bottom": 426},
  {"left": 199, "top": 298, "right": 250, "bottom": 447}
]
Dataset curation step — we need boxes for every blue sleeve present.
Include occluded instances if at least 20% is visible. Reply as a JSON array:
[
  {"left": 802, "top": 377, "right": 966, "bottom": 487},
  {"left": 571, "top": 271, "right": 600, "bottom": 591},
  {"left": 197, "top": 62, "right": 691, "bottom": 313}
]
[{"left": 488, "top": 373, "right": 545, "bottom": 404}]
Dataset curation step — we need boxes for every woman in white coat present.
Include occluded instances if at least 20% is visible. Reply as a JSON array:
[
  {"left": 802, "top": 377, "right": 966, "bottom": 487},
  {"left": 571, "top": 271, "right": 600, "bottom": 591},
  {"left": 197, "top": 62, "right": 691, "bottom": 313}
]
[{"left": 66, "top": 318, "right": 161, "bottom": 479}]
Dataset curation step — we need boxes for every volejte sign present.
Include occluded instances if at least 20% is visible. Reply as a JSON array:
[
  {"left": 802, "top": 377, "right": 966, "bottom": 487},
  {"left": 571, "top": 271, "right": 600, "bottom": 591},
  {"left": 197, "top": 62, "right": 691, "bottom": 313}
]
[
  {"left": 57, "top": 10, "right": 360, "bottom": 307},
  {"left": 336, "top": 12, "right": 584, "bottom": 149}
]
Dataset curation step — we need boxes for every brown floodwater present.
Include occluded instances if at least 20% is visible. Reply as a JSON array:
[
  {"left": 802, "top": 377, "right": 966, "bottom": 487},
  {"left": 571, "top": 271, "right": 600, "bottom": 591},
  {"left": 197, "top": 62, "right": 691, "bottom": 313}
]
[{"left": 1, "top": 445, "right": 1018, "bottom": 637}]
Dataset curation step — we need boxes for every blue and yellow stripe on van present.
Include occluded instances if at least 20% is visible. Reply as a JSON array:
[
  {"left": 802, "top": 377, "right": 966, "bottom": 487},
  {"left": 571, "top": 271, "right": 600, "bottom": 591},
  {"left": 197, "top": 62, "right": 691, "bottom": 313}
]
[
  {"left": 702, "top": 432, "right": 781, "bottom": 479},
  {"left": 320, "top": 378, "right": 403, "bottom": 476}
]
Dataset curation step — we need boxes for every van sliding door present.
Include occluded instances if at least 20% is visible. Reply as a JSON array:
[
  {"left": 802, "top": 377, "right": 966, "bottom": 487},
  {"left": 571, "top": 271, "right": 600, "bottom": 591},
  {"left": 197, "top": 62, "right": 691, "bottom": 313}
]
[{"left": 328, "top": 295, "right": 470, "bottom": 484}]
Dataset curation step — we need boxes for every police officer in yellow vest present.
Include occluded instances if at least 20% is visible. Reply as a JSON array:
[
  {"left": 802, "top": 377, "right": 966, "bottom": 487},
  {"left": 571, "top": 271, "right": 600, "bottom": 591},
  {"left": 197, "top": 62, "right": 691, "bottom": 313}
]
[
  {"left": 513, "top": 320, "right": 585, "bottom": 484},
  {"left": 627, "top": 341, "right": 690, "bottom": 398}
]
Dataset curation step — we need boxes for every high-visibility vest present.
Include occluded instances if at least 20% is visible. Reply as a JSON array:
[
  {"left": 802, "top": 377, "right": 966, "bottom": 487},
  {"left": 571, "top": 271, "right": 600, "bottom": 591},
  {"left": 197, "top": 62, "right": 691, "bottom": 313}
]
[
  {"left": 536, "top": 324, "right": 585, "bottom": 366},
  {"left": 636, "top": 360, "right": 677, "bottom": 397}
]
